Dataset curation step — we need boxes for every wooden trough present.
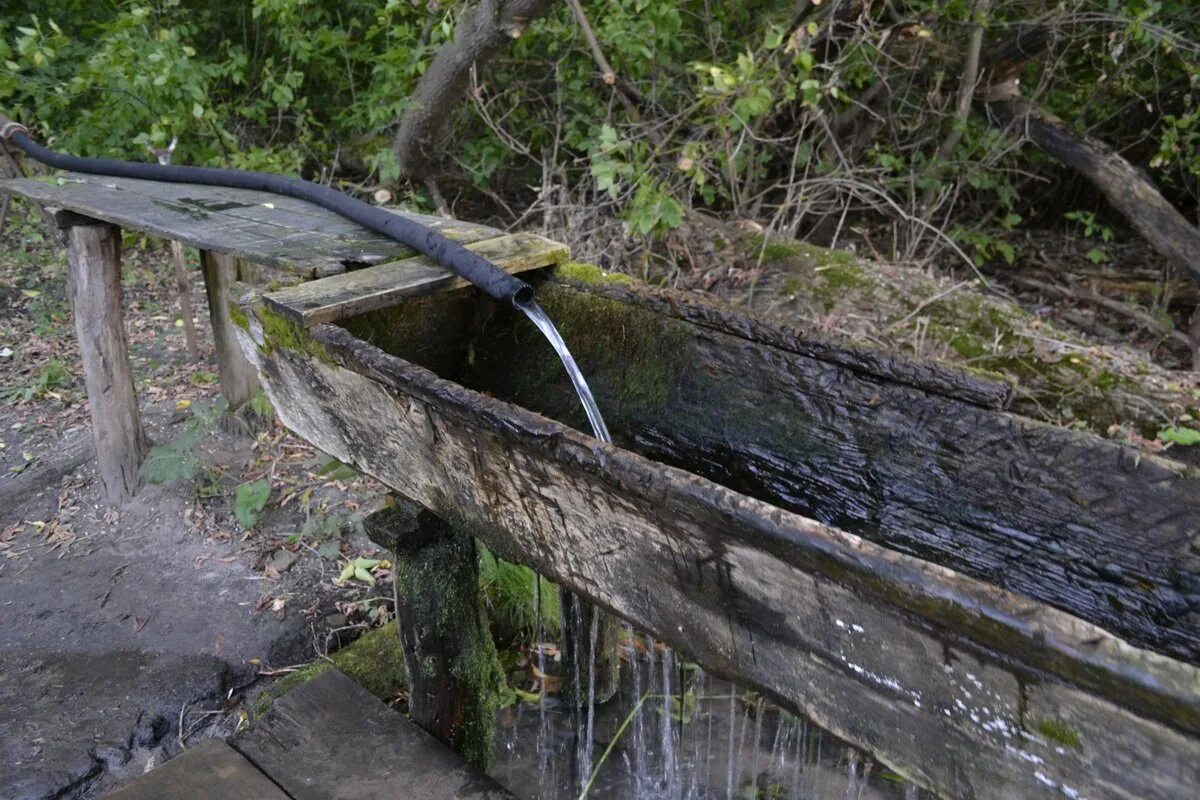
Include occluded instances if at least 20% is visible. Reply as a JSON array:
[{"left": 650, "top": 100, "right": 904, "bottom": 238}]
[{"left": 241, "top": 261, "right": 1200, "bottom": 800}]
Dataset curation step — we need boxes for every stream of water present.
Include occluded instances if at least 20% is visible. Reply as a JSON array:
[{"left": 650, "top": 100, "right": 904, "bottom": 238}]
[{"left": 511, "top": 300, "right": 921, "bottom": 799}]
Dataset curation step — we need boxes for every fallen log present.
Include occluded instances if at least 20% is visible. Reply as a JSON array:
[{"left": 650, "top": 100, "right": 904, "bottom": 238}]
[{"left": 237, "top": 265, "right": 1200, "bottom": 800}]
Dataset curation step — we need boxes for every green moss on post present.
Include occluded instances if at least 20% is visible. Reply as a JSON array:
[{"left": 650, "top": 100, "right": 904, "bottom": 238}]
[{"left": 365, "top": 497, "right": 504, "bottom": 771}]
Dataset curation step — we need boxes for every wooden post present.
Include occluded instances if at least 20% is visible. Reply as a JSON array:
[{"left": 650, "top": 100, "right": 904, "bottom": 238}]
[
  {"left": 170, "top": 241, "right": 200, "bottom": 359},
  {"left": 363, "top": 497, "right": 503, "bottom": 771},
  {"left": 64, "top": 220, "right": 148, "bottom": 504},
  {"left": 201, "top": 250, "right": 259, "bottom": 415}
]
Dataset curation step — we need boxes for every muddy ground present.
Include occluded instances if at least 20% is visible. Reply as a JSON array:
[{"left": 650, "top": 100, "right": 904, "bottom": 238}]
[{"left": 0, "top": 207, "right": 393, "bottom": 799}]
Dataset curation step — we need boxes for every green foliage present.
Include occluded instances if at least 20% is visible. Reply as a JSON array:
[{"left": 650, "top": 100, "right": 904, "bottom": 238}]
[
  {"left": 1158, "top": 425, "right": 1200, "bottom": 446},
  {"left": 2, "top": 0, "right": 1196, "bottom": 256},
  {"left": 139, "top": 398, "right": 225, "bottom": 484},
  {"left": 478, "top": 544, "right": 560, "bottom": 642},
  {"left": 248, "top": 387, "right": 276, "bottom": 421},
  {"left": 234, "top": 477, "right": 271, "bottom": 528},
  {"left": 4, "top": 358, "right": 72, "bottom": 404}
]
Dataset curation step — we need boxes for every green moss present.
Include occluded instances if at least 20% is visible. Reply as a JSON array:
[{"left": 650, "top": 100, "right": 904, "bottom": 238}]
[
  {"left": 228, "top": 300, "right": 250, "bottom": 332},
  {"left": 1033, "top": 718, "right": 1082, "bottom": 750},
  {"left": 251, "top": 621, "right": 407, "bottom": 718},
  {"left": 554, "top": 261, "right": 636, "bottom": 286},
  {"left": 381, "top": 503, "right": 504, "bottom": 771},
  {"left": 338, "top": 291, "right": 474, "bottom": 378},
  {"left": 255, "top": 304, "right": 336, "bottom": 367}
]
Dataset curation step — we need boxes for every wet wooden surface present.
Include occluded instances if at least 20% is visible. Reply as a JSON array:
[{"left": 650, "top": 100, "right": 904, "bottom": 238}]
[
  {"left": 233, "top": 669, "right": 515, "bottom": 800},
  {"left": 103, "top": 739, "right": 291, "bottom": 800},
  {"left": 0, "top": 173, "right": 500, "bottom": 278},
  {"left": 236, "top": 276, "right": 1200, "bottom": 800},
  {"left": 104, "top": 669, "right": 513, "bottom": 799}
]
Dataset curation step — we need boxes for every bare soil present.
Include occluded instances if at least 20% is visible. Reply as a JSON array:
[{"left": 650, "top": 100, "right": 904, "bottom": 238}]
[{"left": 0, "top": 207, "right": 394, "bottom": 799}]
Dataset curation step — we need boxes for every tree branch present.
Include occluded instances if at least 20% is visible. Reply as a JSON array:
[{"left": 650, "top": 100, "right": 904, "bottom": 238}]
[{"left": 392, "top": 0, "right": 560, "bottom": 182}]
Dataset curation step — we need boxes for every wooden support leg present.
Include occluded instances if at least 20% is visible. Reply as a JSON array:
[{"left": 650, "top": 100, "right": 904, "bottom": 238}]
[
  {"left": 65, "top": 221, "right": 148, "bottom": 505},
  {"left": 200, "top": 250, "right": 259, "bottom": 416},
  {"left": 560, "top": 591, "right": 620, "bottom": 707},
  {"left": 170, "top": 241, "right": 200, "bottom": 359},
  {"left": 363, "top": 498, "right": 503, "bottom": 771}
]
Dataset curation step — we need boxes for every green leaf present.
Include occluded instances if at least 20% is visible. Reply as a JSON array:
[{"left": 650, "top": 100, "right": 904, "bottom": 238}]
[
  {"left": 1157, "top": 426, "right": 1200, "bottom": 446},
  {"left": 234, "top": 478, "right": 271, "bottom": 528}
]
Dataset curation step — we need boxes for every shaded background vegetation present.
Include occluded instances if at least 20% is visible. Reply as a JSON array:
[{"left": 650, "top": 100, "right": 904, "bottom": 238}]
[{"left": 2, "top": 0, "right": 1196, "bottom": 272}]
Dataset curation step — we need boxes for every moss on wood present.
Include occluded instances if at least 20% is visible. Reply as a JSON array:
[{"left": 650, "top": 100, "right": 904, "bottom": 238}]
[
  {"left": 748, "top": 234, "right": 1200, "bottom": 438},
  {"left": 251, "top": 621, "right": 407, "bottom": 719},
  {"left": 254, "top": 303, "right": 336, "bottom": 367}
]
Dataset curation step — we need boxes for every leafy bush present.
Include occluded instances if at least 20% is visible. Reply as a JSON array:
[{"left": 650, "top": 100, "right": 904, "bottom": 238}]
[{"left": 3, "top": 1, "right": 1196, "bottom": 265}]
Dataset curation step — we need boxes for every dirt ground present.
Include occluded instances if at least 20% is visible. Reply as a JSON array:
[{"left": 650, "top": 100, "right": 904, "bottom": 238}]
[{"left": 0, "top": 206, "right": 393, "bottom": 799}]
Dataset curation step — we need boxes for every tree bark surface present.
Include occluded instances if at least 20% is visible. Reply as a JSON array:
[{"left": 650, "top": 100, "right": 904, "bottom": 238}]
[{"left": 393, "top": 0, "right": 559, "bottom": 180}]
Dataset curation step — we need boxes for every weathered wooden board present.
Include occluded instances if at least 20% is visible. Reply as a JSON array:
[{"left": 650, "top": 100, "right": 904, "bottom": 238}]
[
  {"left": 235, "top": 283, "right": 1200, "bottom": 800},
  {"left": 65, "top": 220, "right": 147, "bottom": 505},
  {"left": 461, "top": 277, "right": 1200, "bottom": 664},
  {"left": 0, "top": 173, "right": 500, "bottom": 278},
  {"left": 103, "top": 739, "right": 290, "bottom": 800},
  {"left": 263, "top": 232, "right": 568, "bottom": 326},
  {"left": 233, "top": 668, "right": 515, "bottom": 800}
]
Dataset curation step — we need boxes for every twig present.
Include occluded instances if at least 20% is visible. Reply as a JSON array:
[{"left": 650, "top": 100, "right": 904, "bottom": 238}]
[
  {"left": 921, "top": 0, "right": 992, "bottom": 212},
  {"left": 1009, "top": 272, "right": 1190, "bottom": 349},
  {"left": 886, "top": 281, "right": 973, "bottom": 332}
]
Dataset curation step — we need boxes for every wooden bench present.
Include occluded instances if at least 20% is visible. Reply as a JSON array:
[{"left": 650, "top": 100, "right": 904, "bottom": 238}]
[{"left": 0, "top": 172, "right": 564, "bottom": 504}]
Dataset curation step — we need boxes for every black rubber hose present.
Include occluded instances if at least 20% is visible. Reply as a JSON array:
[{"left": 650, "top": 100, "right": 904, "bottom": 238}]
[{"left": 1, "top": 125, "right": 533, "bottom": 305}]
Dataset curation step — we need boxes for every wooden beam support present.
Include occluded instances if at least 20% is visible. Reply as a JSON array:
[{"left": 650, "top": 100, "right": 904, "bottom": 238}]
[
  {"left": 201, "top": 250, "right": 259, "bottom": 418},
  {"left": 262, "top": 232, "right": 568, "bottom": 327},
  {"left": 363, "top": 498, "right": 504, "bottom": 771},
  {"left": 64, "top": 219, "right": 147, "bottom": 505}
]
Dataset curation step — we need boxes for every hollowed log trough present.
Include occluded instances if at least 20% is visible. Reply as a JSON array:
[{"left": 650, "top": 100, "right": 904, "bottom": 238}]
[{"left": 238, "top": 265, "right": 1200, "bottom": 800}]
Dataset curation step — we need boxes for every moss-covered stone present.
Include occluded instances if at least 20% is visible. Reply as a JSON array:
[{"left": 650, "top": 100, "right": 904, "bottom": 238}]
[{"left": 250, "top": 621, "right": 407, "bottom": 719}]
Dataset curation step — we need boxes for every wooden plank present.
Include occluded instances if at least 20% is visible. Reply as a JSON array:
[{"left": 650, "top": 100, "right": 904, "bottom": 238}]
[
  {"left": 64, "top": 220, "right": 147, "bottom": 505},
  {"left": 464, "top": 278, "right": 1200, "bottom": 664},
  {"left": 0, "top": 173, "right": 501, "bottom": 278},
  {"left": 232, "top": 668, "right": 515, "bottom": 799},
  {"left": 234, "top": 298, "right": 1200, "bottom": 800},
  {"left": 103, "top": 739, "right": 289, "bottom": 800},
  {"left": 263, "top": 233, "right": 568, "bottom": 326}
]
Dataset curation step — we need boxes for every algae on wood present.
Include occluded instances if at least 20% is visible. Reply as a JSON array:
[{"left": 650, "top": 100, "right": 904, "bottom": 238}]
[{"left": 364, "top": 498, "right": 504, "bottom": 771}]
